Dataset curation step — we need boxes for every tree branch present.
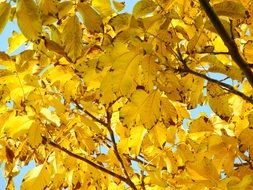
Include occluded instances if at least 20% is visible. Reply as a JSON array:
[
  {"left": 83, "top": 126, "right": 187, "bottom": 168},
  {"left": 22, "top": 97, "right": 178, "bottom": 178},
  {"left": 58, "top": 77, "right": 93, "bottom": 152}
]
[
  {"left": 105, "top": 108, "right": 138, "bottom": 190},
  {"left": 41, "top": 136, "right": 129, "bottom": 184},
  {"left": 73, "top": 100, "right": 108, "bottom": 126},
  {"left": 198, "top": 0, "right": 253, "bottom": 88},
  {"left": 72, "top": 99, "right": 137, "bottom": 189},
  {"left": 175, "top": 47, "right": 253, "bottom": 104},
  {"left": 177, "top": 66, "right": 253, "bottom": 104}
]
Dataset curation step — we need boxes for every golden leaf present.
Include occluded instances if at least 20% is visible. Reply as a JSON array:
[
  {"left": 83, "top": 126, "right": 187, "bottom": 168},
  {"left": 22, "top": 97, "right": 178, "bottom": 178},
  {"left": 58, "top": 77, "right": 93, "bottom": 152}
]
[
  {"left": 133, "top": 0, "right": 157, "bottom": 18},
  {"left": 243, "top": 40, "right": 253, "bottom": 63},
  {"left": 213, "top": 0, "right": 247, "bottom": 19},
  {"left": 77, "top": 3, "right": 103, "bottom": 33},
  {"left": 120, "top": 90, "right": 161, "bottom": 128},
  {"left": 92, "top": 0, "right": 114, "bottom": 17},
  {"left": 3, "top": 114, "right": 34, "bottom": 138},
  {"left": 21, "top": 163, "right": 52, "bottom": 190},
  {"left": 62, "top": 15, "right": 83, "bottom": 62},
  {"left": 16, "top": 0, "right": 42, "bottom": 40},
  {"left": 40, "top": 108, "right": 60, "bottom": 127},
  {"left": 128, "top": 125, "right": 147, "bottom": 156},
  {"left": 28, "top": 123, "right": 42, "bottom": 148},
  {"left": 112, "top": 0, "right": 125, "bottom": 12},
  {"left": 100, "top": 49, "right": 141, "bottom": 104},
  {"left": 0, "top": 2, "right": 11, "bottom": 34},
  {"left": 7, "top": 31, "right": 27, "bottom": 54}
]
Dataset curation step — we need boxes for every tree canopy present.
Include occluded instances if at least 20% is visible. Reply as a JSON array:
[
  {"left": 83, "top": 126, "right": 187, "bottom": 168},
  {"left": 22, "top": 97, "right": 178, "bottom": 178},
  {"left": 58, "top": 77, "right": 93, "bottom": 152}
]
[{"left": 1, "top": 0, "right": 253, "bottom": 189}]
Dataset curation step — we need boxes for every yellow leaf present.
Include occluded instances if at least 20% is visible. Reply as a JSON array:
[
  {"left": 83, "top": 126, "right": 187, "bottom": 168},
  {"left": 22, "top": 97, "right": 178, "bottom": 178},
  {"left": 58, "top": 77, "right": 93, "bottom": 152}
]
[
  {"left": 38, "top": 0, "right": 58, "bottom": 15},
  {"left": 213, "top": 0, "right": 247, "bottom": 19},
  {"left": 228, "top": 175, "right": 253, "bottom": 190},
  {"left": 21, "top": 163, "right": 51, "bottom": 190},
  {"left": 133, "top": 0, "right": 157, "bottom": 18},
  {"left": 7, "top": 31, "right": 27, "bottom": 54},
  {"left": 100, "top": 51, "right": 141, "bottom": 104},
  {"left": 201, "top": 55, "right": 244, "bottom": 82},
  {"left": 92, "top": 0, "right": 114, "bottom": 17},
  {"left": 181, "top": 73, "right": 204, "bottom": 108},
  {"left": 28, "top": 123, "right": 42, "bottom": 147},
  {"left": 113, "top": 0, "right": 125, "bottom": 12},
  {"left": 62, "top": 15, "right": 83, "bottom": 62},
  {"left": 149, "top": 123, "right": 167, "bottom": 147},
  {"left": 40, "top": 108, "right": 60, "bottom": 127},
  {"left": 3, "top": 114, "right": 34, "bottom": 138},
  {"left": 243, "top": 40, "right": 253, "bottom": 63},
  {"left": 120, "top": 90, "right": 161, "bottom": 128},
  {"left": 186, "top": 157, "right": 219, "bottom": 182},
  {"left": 57, "top": 1, "right": 74, "bottom": 19},
  {"left": 0, "top": 2, "right": 11, "bottom": 34},
  {"left": 109, "top": 13, "right": 131, "bottom": 33},
  {"left": 77, "top": 3, "right": 103, "bottom": 33},
  {"left": 189, "top": 116, "right": 213, "bottom": 133},
  {"left": 207, "top": 82, "right": 233, "bottom": 119},
  {"left": 160, "top": 97, "right": 177, "bottom": 125},
  {"left": 128, "top": 125, "right": 147, "bottom": 156},
  {"left": 157, "top": 71, "right": 183, "bottom": 101},
  {"left": 45, "top": 65, "right": 74, "bottom": 86},
  {"left": 16, "top": 0, "right": 42, "bottom": 40}
]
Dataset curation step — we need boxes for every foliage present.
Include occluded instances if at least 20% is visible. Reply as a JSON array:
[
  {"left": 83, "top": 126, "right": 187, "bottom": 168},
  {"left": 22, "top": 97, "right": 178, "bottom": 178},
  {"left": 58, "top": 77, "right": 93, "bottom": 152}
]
[{"left": 0, "top": 0, "right": 253, "bottom": 189}]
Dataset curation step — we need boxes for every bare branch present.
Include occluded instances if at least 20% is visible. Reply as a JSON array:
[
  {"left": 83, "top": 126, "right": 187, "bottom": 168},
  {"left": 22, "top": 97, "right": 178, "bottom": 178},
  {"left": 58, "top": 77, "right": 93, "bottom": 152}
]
[{"left": 199, "top": 0, "right": 253, "bottom": 88}]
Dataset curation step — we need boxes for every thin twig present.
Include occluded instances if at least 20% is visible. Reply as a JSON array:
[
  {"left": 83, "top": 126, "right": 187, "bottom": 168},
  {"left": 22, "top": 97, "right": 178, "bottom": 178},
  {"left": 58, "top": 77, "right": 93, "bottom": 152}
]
[{"left": 195, "top": 51, "right": 229, "bottom": 55}]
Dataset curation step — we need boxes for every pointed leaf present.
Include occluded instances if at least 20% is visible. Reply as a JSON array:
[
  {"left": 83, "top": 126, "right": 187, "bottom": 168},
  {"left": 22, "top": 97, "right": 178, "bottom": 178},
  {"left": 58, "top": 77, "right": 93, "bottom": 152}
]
[
  {"left": 77, "top": 3, "right": 103, "bottom": 33},
  {"left": 133, "top": 0, "right": 157, "bottom": 18},
  {"left": 62, "top": 15, "right": 83, "bottom": 62},
  {"left": 0, "top": 2, "right": 11, "bottom": 34},
  {"left": 16, "top": 0, "right": 42, "bottom": 40}
]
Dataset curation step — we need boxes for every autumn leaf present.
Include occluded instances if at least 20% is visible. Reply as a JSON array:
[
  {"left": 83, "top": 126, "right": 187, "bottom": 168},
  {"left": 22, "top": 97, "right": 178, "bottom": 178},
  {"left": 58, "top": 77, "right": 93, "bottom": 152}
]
[
  {"left": 133, "top": 0, "right": 157, "bottom": 18},
  {"left": 1, "top": 0, "right": 253, "bottom": 189},
  {"left": 21, "top": 163, "right": 52, "bottom": 190},
  {"left": 0, "top": 2, "right": 11, "bottom": 35},
  {"left": 16, "top": 0, "right": 42, "bottom": 40},
  {"left": 77, "top": 3, "right": 103, "bottom": 33},
  {"left": 62, "top": 15, "right": 83, "bottom": 62}
]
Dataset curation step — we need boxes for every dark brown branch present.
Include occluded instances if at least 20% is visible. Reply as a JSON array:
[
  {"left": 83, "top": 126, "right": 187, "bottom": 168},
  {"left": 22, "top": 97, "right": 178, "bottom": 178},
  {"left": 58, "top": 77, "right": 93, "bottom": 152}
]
[
  {"left": 73, "top": 99, "right": 137, "bottom": 189},
  {"left": 41, "top": 136, "right": 129, "bottom": 183},
  {"left": 105, "top": 109, "right": 138, "bottom": 190},
  {"left": 176, "top": 47, "right": 253, "bottom": 104},
  {"left": 73, "top": 100, "right": 108, "bottom": 126},
  {"left": 195, "top": 51, "right": 229, "bottom": 55},
  {"left": 199, "top": 0, "right": 253, "bottom": 88},
  {"left": 178, "top": 67, "right": 253, "bottom": 104}
]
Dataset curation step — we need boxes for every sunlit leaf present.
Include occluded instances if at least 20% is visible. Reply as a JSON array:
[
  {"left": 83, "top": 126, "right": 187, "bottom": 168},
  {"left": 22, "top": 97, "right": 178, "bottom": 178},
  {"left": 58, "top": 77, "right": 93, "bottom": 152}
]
[
  {"left": 62, "top": 15, "right": 83, "bottom": 62},
  {"left": 40, "top": 108, "right": 60, "bottom": 127},
  {"left": 77, "top": 3, "right": 103, "bottom": 33},
  {"left": 21, "top": 163, "right": 51, "bottom": 190},
  {"left": 133, "top": 0, "right": 157, "bottom": 18},
  {"left": 0, "top": 2, "right": 11, "bottom": 35},
  {"left": 16, "top": 0, "right": 42, "bottom": 40}
]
